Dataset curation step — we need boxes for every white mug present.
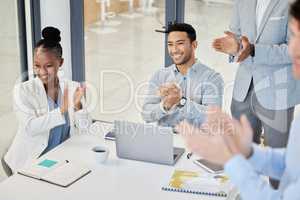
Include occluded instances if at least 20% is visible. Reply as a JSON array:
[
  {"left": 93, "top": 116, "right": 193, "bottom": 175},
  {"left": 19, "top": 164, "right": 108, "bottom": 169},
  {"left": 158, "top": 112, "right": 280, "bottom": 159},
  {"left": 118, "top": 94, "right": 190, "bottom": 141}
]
[{"left": 92, "top": 146, "right": 109, "bottom": 163}]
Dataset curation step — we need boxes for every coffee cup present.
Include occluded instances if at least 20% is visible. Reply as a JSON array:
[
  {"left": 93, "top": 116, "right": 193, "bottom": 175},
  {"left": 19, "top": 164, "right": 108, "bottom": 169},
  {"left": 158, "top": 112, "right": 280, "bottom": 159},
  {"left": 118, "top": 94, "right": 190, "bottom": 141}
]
[{"left": 92, "top": 146, "right": 109, "bottom": 163}]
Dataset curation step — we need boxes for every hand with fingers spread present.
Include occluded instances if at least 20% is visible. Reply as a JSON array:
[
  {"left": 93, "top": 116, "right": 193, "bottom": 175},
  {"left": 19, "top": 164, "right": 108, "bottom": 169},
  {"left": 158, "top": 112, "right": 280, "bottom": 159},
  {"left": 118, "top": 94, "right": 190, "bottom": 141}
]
[
  {"left": 206, "top": 106, "right": 252, "bottom": 156},
  {"left": 177, "top": 119, "right": 233, "bottom": 166},
  {"left": 177, "top": 106, "right": 254, "bottom": 165},
  {"left": 213, "top": 31, "right": 240, "bottom": 55},
  {"left": 60, "top": 86, "right": 69, "bottom": 114},
  {"left": 74, "top": 83, "right": 86, "bottom": 111},
  {"left": 223, "top": 115, "right": 254, "bottom": 158}
]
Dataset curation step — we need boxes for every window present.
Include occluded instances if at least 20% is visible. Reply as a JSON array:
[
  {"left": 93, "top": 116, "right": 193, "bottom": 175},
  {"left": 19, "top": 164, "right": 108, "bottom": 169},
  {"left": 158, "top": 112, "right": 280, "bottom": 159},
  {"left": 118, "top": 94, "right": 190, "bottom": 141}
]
[
  {"left": 185, "top": 0, "right": 237, "bottom": 111},
  {"left": 84, "top": 0, "right": 165, "bottom": 122},
  {"left": 0, "top": 0, "right": 22, "bottom": 176}
]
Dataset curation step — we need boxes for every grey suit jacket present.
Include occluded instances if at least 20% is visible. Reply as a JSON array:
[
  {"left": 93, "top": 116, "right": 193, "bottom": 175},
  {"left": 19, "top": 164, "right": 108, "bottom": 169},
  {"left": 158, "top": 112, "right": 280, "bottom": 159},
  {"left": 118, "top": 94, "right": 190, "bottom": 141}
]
[{"left": 230, "top": 0, "right": 300, "bottom": 110}]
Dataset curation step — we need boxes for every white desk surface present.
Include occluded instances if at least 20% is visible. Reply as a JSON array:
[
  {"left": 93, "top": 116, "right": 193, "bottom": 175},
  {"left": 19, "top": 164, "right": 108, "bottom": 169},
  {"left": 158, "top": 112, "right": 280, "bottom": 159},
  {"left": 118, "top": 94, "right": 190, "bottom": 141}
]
[{"left": 0, "top": 122, "right": 230, "bottom": 200}]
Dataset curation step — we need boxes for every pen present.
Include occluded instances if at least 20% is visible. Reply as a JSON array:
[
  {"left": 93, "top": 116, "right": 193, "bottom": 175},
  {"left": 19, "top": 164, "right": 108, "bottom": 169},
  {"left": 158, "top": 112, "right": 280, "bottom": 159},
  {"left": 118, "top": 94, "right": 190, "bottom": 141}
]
[{"left": 187, "top": 152, "right": 193, "bottom": 159}]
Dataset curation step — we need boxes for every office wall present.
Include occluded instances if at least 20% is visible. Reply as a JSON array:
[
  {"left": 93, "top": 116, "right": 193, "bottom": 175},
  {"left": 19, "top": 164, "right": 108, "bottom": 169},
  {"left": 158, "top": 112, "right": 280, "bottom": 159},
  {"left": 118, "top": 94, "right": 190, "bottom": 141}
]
[
  {"left": 40, "top": 0, "right": 72, "bottom": 80},
  {"left": 0, "top": 0, "right": 21, "bottom": 178}
]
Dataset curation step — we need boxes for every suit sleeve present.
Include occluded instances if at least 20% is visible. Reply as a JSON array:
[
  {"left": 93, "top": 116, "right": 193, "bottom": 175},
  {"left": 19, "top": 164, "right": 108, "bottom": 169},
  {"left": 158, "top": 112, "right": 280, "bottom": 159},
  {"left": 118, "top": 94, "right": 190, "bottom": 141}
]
[
  {"left": 248, "top": 145, "right": 286, "bottom": 180},
  {"left": 224, "top": 155, "right": 285, "bottom": 200},
  {"left": 229, "top": 0, "right": 241, "bottom": 63},
  {"left": 178, "top": 72, "right": 224, "bottom": 124},
  {"left": 73, "top": 95, "right": 92, "bottom": 132},
  {"left": 225, "top": 152, "right": 300, "bottom": 200},
  {"left": 253, "top": 42, "right": 292, "bottom": 66},
  {"left": 141, "top": 71, "right": 168, "bottom": 123},
  {"left": 229, "top": 0, "right": 241, "bottom": 37},
  {"left": 13, "top": 84, "right": 65, "bottom": 137},
  {"left": 253, "top": 7, "right": 292, "bottom": 66}
]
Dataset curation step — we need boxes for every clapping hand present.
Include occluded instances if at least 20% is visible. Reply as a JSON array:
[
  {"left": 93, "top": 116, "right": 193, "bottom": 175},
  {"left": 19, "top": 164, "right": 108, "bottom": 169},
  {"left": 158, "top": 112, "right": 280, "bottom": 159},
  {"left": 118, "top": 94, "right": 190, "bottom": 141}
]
[
  {"left": 177, "top": 107, "right": 254, "bottom": 165},
  {"left": 60, "top": 85, "right": 69, "bottom": 114},
  {"left": 74, "top": 83, "right": 86, "bottom": 111},
  {"left": 236, "top": 36, "right": 252, "bottom": 63},
  {"left": 213, "top": 31, "right": 240, "bottom": 55},
  {"left": 159, "top": 83, "right": 182, "bottom": 110}
]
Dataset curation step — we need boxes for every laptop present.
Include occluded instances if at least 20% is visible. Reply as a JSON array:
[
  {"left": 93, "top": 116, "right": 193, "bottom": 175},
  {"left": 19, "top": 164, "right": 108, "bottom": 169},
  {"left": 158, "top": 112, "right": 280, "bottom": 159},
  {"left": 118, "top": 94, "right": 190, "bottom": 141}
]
[{"left": 114, "top": 121, "right": 185, "bottom": 166}]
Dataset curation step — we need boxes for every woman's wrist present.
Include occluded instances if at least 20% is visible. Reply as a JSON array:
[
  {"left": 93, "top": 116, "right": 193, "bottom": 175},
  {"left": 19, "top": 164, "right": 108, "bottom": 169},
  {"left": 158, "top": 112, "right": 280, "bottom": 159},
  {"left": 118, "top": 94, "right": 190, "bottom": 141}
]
[
  {"left": 60, "top": 107, "right": 67, "bottom": 114},
  {"left": 74, "top": 102, "right": 82, "bottom": 111}
]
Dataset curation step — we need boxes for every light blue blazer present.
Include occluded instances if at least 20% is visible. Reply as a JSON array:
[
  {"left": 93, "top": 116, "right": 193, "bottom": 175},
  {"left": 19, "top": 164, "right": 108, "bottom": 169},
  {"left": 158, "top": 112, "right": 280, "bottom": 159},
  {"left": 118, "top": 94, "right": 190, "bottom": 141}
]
[{"left": 230, "top": 0, "right": 300, "bottom": 110}]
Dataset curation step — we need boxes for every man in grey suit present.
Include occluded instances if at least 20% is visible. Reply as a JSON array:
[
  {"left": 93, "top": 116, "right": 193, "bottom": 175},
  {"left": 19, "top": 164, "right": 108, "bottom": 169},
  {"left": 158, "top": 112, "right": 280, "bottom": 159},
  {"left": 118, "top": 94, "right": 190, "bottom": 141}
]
[{"left": 213, "top": 0, "right": 300, "bottom": 188}]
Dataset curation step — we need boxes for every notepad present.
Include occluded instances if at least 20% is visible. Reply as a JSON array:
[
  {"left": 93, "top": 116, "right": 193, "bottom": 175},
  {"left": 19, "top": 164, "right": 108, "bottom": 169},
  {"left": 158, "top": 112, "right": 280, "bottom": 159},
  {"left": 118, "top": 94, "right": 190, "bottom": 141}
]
[
  {"left": 18, "top": 159, "right": 91, "bottom": 187},
  {"left": 162, "top": 170, "right": 235, "bottom": 198}
]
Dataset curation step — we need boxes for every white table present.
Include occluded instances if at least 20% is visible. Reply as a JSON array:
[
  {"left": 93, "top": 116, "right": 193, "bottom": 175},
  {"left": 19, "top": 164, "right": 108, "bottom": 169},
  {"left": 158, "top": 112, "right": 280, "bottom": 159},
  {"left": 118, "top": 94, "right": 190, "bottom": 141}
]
[{"left": 0, "top": 122, "right": 232, "bottom": 200}]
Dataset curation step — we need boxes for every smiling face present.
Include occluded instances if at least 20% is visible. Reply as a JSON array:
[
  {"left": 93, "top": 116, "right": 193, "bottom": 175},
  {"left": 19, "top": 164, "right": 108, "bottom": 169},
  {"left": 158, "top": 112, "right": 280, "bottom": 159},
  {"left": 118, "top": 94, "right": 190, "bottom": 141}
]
[
  {"left": 33, "top": 47, "right": 63, "bottom": 85},
  {"left": 167, "top": 31, "right": 197, "bottom": 66},
  {"left": 289, "top": 18, "right": 300, "bottom": 79}
]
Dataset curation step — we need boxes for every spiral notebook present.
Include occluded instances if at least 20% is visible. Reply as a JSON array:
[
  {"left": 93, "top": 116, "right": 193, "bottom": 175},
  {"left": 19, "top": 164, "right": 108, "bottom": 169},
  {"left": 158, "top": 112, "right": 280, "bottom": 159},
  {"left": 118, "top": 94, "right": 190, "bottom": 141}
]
[{"left": 162, "top": 170, "right": 233, "bottom": 198}]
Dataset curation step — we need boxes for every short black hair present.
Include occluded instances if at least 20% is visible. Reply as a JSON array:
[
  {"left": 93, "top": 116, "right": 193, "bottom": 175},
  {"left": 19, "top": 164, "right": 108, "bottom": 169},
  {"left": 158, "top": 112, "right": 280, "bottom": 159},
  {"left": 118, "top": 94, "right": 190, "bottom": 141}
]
[
  {"left": 35, "top": 26, "right": 63, "bottom": 58},
  {"left": 290, "top": 0, "right": 300, "bottom": 22},
  {"left": 167, "top": 23, "right": 196, "bottom": 42}
]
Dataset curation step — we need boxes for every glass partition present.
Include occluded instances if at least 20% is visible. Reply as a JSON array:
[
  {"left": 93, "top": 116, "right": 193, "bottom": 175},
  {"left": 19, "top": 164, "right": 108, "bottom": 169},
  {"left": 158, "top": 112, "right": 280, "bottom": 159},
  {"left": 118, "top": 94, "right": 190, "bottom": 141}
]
[
  {"left": 84, "top": 0, "right": 165, "bottom": 122},
  {"left": 185, "top": 0, "right": 237, "bottom": 112}
]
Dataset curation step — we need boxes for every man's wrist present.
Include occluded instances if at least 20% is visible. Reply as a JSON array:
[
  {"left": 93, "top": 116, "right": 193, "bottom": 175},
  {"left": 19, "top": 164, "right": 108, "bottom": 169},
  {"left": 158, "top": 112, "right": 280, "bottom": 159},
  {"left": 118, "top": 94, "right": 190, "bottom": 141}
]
[
  {"left": 60, "top": 107, "right": 67, "bottom": 114},
  {"left": 160, "top": 100, "right": 170, "bottom": 112},
  {"left": 245, "top": 146, "right": 254, "bottom": 159},
  {"left": 231, "top": 39, "right": 242, "bottom": 56},
  {"left": 235, "top": 39, "right": 241, "bottom": 55},
  {"left": 163, "top": 105, "right": 170, "bottom": 111},
  {"left": 177, "top": 97, "right": 187, "bottom": 108},
  {"left": 160, "top": 101, "right": 179, "bottom": 115},
  {"left": 250, "top": 43, "right": 255, "bottom": 57}
]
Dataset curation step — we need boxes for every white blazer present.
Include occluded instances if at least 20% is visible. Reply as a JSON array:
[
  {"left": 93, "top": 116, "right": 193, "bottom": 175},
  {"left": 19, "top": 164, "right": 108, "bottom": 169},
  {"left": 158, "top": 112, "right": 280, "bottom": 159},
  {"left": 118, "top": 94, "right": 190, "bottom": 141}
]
[{"left": 4, "top": 77, "right": 91, "bottom": 173}]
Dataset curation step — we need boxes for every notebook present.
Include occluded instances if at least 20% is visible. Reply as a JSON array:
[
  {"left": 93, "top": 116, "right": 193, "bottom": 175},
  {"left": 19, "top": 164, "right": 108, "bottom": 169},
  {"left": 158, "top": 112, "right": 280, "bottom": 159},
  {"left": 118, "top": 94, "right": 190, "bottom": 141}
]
[
  {"left": 18, "top": 158, "right": 91, "bottom": 187},
  {"left": 162, "top": 170, "right": 235, "bottom": 198}
]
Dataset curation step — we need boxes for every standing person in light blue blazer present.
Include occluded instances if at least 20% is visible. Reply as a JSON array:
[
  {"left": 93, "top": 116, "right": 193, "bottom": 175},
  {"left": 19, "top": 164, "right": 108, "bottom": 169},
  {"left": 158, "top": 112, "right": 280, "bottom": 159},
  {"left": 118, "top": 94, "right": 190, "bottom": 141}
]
[{"left": 213, "top": 0, "right": 300, "bottom": 188}]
